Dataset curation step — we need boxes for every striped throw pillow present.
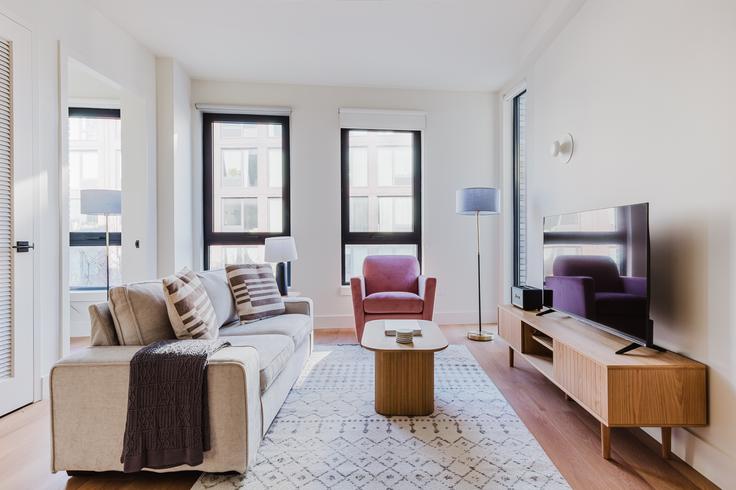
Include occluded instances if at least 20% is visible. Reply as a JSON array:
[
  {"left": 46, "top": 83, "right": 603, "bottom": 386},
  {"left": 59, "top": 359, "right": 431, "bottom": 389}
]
[
  {"left": 226, "top": 264, "right": 285, "bottom": 323},
  {"left": 162, "top": 267, "right": 219, "bottom": 339}
]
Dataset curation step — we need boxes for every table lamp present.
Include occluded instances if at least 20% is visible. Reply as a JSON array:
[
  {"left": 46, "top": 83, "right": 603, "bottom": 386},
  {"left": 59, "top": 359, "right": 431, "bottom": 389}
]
[
  {"left": 456, "top": 187, "right": 500, "bottom": 341},
  {"left": 80, "top": 189, "right": 121, "bottom": 298},
  {"left": 264, "top": 236, "right": 298, "bottom": 296}
]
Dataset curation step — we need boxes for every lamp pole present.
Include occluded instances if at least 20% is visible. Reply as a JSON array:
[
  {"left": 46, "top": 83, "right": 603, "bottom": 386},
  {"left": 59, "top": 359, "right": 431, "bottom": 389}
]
[
  {"left": 476, "top": 210, "right": 481, "bottom": 335},
  {"left": 466, "top": 208, "right": 493, "bottom": 342}
]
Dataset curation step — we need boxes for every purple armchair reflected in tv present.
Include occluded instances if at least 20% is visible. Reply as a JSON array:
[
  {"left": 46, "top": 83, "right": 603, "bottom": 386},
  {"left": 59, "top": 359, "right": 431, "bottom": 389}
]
[
  {"left": 545, "top": 255, "right": 647, "bottom": 339},
  {"left": 542, "top": 203, "right": 651, "bottom": 345}
]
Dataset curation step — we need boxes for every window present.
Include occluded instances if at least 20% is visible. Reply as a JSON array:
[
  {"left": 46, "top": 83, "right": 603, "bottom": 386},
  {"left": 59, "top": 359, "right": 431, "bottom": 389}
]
[
  {"left": 513, "top": 91, "right": 528, "bottom": 286},
  {"left": 68, "top": 107, "right": 122, "bottom": 290},
  {"left": 203, "top": 113, "right": 290, "bottom": 269},
  {"left": 341, "top": 129, "right": 421, "bottom": 284}
]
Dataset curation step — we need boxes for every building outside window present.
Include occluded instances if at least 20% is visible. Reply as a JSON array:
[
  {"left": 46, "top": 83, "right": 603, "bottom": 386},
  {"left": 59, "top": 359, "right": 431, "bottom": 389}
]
[
  {"left": 341, "top": 129, "right": 421, "bottom": 284},
  {"left": 513, "top": 91, "right": 528, "bottom": 286},
  {"left": 68, "top": 108, "right": 122, "bottom": 290},
  {"left": 204, "top": 114, "right": 290, "bottom": 269}
]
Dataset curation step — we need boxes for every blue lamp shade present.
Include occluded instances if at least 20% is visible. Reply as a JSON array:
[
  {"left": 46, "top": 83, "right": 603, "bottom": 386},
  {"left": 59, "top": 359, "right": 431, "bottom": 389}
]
[
  {"left": 456, "top": 187, "right": 500, "bottom": 215},
  {"left": 80, "top": 189, "right": 122, "bottom": 216}
]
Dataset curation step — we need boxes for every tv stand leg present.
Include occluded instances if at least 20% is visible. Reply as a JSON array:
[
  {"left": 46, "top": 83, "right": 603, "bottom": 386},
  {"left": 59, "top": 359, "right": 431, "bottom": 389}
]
[
  {"left": 508, "top": 347, "right": 514, "bottom": 368},
  {"left": 661, "top": 427, "right": 671, "bottom": 459},
  {"left": 601, "top": 424, "right": 611, "bottom": 459},
  {"left": 615, "top": 342, "right": 641, "bottom": 355}
]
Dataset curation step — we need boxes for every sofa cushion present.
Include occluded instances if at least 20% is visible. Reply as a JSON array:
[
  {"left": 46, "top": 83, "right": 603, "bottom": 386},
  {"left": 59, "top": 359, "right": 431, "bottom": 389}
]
[
  {"left": 88, "top": 303, "right": 118, "bottom": 346},
  {"left": 226, "top": 264, "right": 285, "bottom": 323},
  {"left": 220, "top": 314, "right": 312, "bottom": 348},
  {"left": 108, "top": 281, "right": 176, "bottom": 345},
  {"left": 162, "top": 267, "right": 219, "bottom": 339},
  {"left": 227, "top": 335, "right": 295, "bottom": 393},
  {"left": 363, "top": 291, "right": 423, "bottom": 314},
  {"left": 197, "top": 268, "right": 238, "bottom": 327}
]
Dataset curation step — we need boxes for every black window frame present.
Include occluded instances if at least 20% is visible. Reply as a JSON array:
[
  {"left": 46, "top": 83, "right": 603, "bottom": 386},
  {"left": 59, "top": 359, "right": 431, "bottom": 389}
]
[
  {"left": 512, "top": 91, "right": 527, "bottom": 287},
  {"left": 340, "top": 128, "right": 422, "bottom": 285},
  {"left": 202, "top": 113, "right": 291, "bottom": 269},
  {"left": 68, "top": 107, "right": 122, "bottom": 291}
]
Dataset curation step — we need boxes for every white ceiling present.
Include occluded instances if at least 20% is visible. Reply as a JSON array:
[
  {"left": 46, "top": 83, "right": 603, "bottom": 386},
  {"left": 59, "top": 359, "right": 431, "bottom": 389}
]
[{"left": 91, "top": 0, "right": 550, "bottom": 91}]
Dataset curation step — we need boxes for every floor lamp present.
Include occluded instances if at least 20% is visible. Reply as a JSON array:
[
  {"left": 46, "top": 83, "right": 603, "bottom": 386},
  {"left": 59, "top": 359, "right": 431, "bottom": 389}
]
[
  {"left": 265, "top": 236, "right": 298, "bottom": 296},
  {"left": 456, "top": 187, "right": 500, "bottom": 341},
  {"left": 80, "top": 189, "right": 121, "bottom": 298}
]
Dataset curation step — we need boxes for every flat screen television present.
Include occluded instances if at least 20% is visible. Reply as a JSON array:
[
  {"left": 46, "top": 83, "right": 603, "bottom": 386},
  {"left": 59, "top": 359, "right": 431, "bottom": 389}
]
[{"left": 542, "top": 203, "right": 652, "bottom": 349}]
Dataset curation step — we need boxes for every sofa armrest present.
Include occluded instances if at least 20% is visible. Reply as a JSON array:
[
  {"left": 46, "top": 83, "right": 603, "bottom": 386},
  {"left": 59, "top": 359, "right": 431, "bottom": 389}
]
[
  {"left": 283, "top": 296, "right": 313, "bottom": 318},
  {"left": 545, "top": 275, "right": 596, "bottom": 318},
  {"left": 418, "top": 275, "right": 437, "bottom": 321},
  {"left": 50, "top": 345, "right": 262, "bottom": 474}
]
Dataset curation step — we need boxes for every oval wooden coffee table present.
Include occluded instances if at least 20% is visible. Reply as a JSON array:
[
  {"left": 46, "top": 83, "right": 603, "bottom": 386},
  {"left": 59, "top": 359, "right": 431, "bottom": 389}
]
[{"left": 361, "top": 319, "right": 448, "bottom": 416}]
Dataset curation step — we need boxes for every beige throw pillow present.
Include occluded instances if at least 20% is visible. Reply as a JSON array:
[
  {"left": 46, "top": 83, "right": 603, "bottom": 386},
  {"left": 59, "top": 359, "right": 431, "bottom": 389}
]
[
  {"left": 108, "top": 281, "right": 176, "bottom": 345},
  {"left": 226, "top": 264, "right": 285, "bottom": 323},
  {"left": 162, "top": 267, "right": 219, "bottom": 339}
]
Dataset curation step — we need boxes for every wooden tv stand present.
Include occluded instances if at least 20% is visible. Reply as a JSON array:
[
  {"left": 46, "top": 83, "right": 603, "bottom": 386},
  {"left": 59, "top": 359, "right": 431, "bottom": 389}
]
[{"left": 497, "top": 304, "right": 707, "bottom": 459}]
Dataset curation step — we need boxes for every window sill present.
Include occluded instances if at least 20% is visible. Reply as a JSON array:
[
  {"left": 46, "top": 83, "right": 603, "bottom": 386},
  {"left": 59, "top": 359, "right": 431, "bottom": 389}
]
[{"left": 69, "top": 289, "right": 107, "bottom": 303}]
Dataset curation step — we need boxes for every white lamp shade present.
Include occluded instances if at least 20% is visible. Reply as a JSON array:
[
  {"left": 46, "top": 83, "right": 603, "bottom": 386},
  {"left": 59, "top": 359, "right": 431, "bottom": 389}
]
[
  {"left": 80, "top": 189, "right": 121, "bottom": 215},
  {"left": 264, "top": 236, "right": 298, "bottom": 263},
  {"left": 456, "top": 187, "right": 500, "bottom": 215}
]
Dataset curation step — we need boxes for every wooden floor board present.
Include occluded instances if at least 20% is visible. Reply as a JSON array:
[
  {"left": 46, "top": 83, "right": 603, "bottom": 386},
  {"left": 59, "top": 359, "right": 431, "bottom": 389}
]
[{"left": 0, "top": 327, "right": 715, "bottom": 490}]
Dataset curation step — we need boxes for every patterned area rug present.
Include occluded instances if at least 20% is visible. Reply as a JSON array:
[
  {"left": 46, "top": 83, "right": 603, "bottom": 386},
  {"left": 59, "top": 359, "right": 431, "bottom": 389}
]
[{"left": 193, "top": 345, "right": 568, "bottom": 489}]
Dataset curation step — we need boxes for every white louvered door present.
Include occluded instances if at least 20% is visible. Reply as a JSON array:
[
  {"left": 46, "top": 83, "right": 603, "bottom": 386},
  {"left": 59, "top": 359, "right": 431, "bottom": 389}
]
[{"left": 0, "top": 14, "right": 33, "bottom": 417}]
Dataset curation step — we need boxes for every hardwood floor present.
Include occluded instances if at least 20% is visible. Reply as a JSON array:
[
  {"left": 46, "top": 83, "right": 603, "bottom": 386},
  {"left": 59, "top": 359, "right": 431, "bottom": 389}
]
[{"left": 0, "top": 326, "right": 716, "bottom": 490}]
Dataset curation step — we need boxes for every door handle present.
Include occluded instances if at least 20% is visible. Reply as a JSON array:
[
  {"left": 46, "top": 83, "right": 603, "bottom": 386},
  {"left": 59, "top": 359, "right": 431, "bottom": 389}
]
[{"left": 12, "top": 241, "right": 34, "bottom": 253}]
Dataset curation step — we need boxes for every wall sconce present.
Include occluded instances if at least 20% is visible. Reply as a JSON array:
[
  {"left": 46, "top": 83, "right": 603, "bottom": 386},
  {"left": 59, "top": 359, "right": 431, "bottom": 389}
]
[{"left": 550, "top": 133, "right": 574, "bottom": 163}]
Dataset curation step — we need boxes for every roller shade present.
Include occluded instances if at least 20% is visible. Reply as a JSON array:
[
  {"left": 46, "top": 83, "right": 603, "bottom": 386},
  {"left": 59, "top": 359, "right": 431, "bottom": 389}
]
[{"left": 339, "top": 108, "right": 426, "bottom": 131}]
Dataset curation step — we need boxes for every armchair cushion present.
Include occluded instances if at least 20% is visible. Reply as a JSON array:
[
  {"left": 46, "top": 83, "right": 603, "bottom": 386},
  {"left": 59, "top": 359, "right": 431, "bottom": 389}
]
[
  {"left": 363, "top": 291, "right": 423, "bottom": 314},
  {"left": 363, "top": 255, "right": 420, "bottom": 295}
]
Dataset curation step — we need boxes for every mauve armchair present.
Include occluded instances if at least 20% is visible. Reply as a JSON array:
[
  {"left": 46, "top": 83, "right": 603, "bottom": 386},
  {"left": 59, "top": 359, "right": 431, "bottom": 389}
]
[
  {"left": 350, "top": 255, "right": 437, "bottom": 342},
  {"left": 545, "top": 255, "right": 647, "bottom": 337}
]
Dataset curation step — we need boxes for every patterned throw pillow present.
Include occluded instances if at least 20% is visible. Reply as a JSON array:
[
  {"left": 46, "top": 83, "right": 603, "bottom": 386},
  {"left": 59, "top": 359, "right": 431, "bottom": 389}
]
[
  {"left": 162, "top": 267, "right": 219, "bottom": 339},
  {"left": 226, "top": 264, "right": 285, "bottom": 323}
]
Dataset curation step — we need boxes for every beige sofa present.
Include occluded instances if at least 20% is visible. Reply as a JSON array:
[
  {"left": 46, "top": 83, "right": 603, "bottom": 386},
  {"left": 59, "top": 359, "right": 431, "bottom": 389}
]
[{"left": 50, "top": 269, "right": 313, "bottom": 474}]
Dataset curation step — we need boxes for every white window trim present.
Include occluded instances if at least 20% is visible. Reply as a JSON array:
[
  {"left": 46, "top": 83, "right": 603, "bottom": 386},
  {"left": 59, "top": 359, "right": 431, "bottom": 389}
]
[{"left": 500, "top": 81, "right": 527, "bottom": 305}]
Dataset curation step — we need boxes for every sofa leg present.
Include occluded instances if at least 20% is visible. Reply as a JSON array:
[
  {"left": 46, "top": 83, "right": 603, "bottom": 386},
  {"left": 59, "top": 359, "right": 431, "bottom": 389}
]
[{"left": 66, "top": 470, "right": 92, "bottom": 477}]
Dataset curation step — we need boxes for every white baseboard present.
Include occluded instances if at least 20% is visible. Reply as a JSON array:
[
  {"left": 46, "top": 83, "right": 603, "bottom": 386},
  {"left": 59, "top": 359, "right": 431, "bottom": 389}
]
[
  {"left": 314, "top": 310, "right": 498, "bottom": 329},
  {"left": 642, "top": 427, "right": 733, "bottom": 488}
]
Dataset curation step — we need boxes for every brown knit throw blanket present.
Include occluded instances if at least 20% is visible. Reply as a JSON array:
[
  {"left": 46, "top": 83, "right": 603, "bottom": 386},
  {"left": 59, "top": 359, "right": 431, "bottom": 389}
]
[{"left": 121, "top": 339, "right": 230, "bottom": 472}]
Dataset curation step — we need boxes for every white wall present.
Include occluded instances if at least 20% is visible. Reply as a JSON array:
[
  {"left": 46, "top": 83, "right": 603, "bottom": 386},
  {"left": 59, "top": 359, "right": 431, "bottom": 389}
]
[
  {"left": 191, "top": 81, "right": 499, "bottom": 328},
  {"left": 515, "top": 0, "right": 736, "bottom": 486},
  {"left": 0, "top": 0, "right": 157, "bottom": 390},
  {"left": 157, "top": 57, "right": 193, "bottom": 276}
]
